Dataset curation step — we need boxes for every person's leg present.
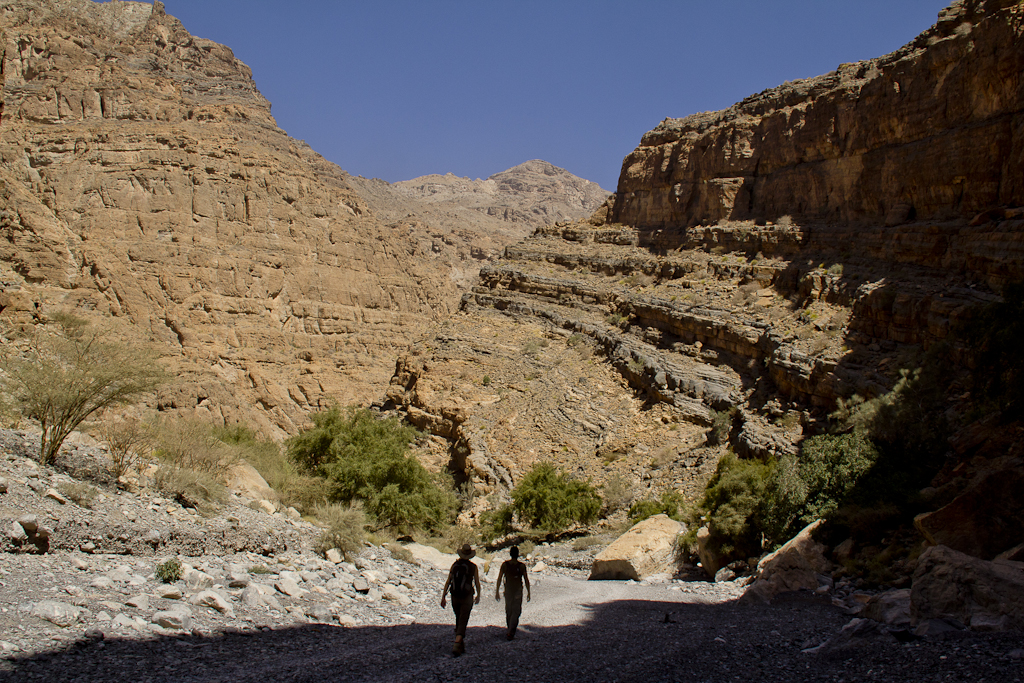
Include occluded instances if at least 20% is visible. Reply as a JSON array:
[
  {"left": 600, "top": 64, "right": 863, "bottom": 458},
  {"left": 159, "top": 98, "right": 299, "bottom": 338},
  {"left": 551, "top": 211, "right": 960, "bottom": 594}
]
[
  {"left": 453, "top": 597, "right": 473, "bottom": 653},
  {"left": 504, "top": 587, "right": 523, "bottom": 639}
]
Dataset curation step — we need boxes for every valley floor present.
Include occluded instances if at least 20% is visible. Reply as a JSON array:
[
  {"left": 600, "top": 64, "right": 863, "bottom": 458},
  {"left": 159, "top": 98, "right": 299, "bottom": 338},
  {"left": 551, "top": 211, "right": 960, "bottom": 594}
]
[{"left": 1, "top": 563, "right": 1021, "bottom": 683}]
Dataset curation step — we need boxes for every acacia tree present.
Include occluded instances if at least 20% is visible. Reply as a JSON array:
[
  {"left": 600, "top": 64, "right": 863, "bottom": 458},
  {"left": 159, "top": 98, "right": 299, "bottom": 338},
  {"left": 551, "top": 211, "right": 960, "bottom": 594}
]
[{"left": 0, "top": 312, "right": 166, "bottom": 465}]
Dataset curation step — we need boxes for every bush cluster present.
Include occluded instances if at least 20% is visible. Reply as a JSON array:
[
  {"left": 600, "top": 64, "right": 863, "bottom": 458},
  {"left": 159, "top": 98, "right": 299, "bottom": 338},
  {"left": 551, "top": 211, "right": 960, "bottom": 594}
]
[
  {"left": 155, "top": 558, "right": 183, "bottom": 584},
  {"left": 287, "top": 406, "right": 457, "bottom": 533},
  {"left": 484, "top": 463, "right": 601, "bottom": 538},
  {"left": 313, "top": 503, "right": 366, "bottom": 560},
  {"left": 627, "top": 489, "right": 683, "bottom": 525}
]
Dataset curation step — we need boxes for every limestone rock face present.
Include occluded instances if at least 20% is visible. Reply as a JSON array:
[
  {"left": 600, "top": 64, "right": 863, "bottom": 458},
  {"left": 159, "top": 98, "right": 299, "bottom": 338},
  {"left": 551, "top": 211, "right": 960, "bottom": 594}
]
[
  {"left": 911, "top": 544, "right": 1024, "bottom": 630},
  {"left": 609, "top": 0, "right": 1024, "bottom": 229},
  {"left": 0, "top": 0, "right": 467, "bottom": 435},
  {"left": 589, "top": 514, "right": 682, "bottom": 581}
]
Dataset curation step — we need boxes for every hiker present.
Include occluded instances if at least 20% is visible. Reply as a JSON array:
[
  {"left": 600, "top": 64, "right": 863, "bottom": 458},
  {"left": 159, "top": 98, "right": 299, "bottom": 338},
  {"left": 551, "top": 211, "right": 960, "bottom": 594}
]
[
  {"left": 440, "top": 543, "right": 481, "bottom": 655},
  {"left": 495, "top": 545, "right": 531, "bottom": 640}
]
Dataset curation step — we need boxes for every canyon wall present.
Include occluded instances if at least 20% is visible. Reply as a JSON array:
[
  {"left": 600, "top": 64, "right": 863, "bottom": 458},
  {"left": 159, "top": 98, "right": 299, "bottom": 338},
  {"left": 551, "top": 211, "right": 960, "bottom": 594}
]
[
  {"left": 609, "top": 0, "right": 1024, "bottom": 230},
  {"left": 0, "top": 0, "right": 467, "bottom": 436}
]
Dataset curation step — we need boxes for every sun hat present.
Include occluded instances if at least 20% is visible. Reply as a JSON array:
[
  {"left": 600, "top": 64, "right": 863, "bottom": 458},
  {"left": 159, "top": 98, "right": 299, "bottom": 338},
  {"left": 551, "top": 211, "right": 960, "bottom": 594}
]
[{"left": 457, "top": 543, "right": 475, "bottom": 559}]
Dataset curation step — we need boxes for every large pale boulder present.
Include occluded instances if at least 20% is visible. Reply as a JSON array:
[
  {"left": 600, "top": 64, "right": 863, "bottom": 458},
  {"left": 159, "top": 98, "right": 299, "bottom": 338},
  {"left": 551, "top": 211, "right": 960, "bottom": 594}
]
[
  {"left": 911, "top": 544, "right": 1024, "bottom": 631},
  {"left": 225, "top": 462, "right": 276, "bottom": 502},
  {"left": 741, "top": 519, "right": 832, "bottom": 603},
  {"left": 401, "top": 543, "right": 457, "bottom": 571},
  {"left": 589, "top": 514, "right": 683, "bottom": 581}
]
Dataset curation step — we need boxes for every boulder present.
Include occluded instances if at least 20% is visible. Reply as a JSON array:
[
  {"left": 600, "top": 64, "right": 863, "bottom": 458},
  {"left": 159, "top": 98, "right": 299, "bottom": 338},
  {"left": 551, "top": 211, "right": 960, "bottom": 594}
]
[
  {"left": 861, "top": 588, "right": 912, "bottom": 626},
  {"left": 911, "top": 544, "right": 1024, "bottom": 631},
  {"left": 741, "top": 520, "right": 832, "bottom": 603},
  {"left": 401, "top": 543, "right": 457, "bottom": 571},
  {"left": 189, "top": 589, "right": 234, "bottom": 617},
  {"left": 913, "top": 465, "right": 1024, "bottom": 560},
  {"left": 30, "top": 601, "right": 81, "bottom": 627},
  {"left": 589, "top": 514, "right": 683, "bottom": 581},
  {"left": 225, "top": 462, "right": 276, "bottom": 501}
]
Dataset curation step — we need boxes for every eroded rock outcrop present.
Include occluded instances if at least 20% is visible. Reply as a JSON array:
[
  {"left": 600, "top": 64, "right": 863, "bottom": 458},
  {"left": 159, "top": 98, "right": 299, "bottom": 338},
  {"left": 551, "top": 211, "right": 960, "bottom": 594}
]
[{"left": 608, "top": 0, "right": 1024, "bottom": 230}]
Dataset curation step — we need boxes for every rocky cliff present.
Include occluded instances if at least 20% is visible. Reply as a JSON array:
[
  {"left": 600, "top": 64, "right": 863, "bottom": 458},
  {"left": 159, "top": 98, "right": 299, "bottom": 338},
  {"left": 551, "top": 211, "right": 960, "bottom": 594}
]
[
  {"left": 0, "top": 1, "right": 600, "bottom": 437},
  {"left": 384, "top": 0, "right": 1024, "bottom": 560},
  {"left": 608, "top": 0, "right": 1024, "bottom": 230}
]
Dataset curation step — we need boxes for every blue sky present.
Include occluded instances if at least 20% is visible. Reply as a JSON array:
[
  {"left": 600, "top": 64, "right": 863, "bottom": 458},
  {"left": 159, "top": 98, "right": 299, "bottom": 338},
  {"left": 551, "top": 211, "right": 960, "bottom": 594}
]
[{"left": 162, "top": 1, "right": 949, "bottom": 190}]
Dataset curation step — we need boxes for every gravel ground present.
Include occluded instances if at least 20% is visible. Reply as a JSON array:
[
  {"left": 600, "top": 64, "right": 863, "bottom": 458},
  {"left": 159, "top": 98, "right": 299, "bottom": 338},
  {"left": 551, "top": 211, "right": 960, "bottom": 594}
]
[
  {"left": 2, "top": 576, "right": 1022, "bottom": 683},
  {"left": 2, "top": 431, "right": 1023, "bottom": 682}
]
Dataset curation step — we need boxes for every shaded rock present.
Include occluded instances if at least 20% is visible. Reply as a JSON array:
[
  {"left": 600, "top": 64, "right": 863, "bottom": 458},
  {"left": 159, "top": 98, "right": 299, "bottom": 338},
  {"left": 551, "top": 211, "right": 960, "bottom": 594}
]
[
  {"left": 861, "top": 589, "right": 912, "bottom": 626},
  {"left": 695, "top": 526, "right": 726, "bottom": 578},
  {"left": 914, "top": 465, "right": 1024, "bottom": 560},
  {"left": 810, "top": 618, "right": 897, "bottom": 655},
  {"left": 742, "top": 520, "right": 832, "bottom": 603},
  {"left": 911, "top": 544, "right": 1024, "bottom": 631},
  {"left": 913, "top": 618, "right": 965, "bottom": 638},
  {"left": 589, "top": 514, "right": 683, "bottom": 581}
]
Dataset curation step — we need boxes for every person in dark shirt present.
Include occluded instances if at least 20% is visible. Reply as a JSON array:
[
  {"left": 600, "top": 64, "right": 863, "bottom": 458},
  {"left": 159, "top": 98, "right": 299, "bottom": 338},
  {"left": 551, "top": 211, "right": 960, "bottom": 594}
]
[
  {"left": 440, "top": 543, "right": 481, "bottom": 656},
  {"left": 495, "top": 545, "right": 531, "bottom": 640}
]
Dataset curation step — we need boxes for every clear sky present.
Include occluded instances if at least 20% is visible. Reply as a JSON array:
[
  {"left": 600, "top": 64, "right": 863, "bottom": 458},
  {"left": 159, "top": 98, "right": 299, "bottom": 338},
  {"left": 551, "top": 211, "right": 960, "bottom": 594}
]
[{"left": 161, "top": 0, "right": 950, "bottom": 191}]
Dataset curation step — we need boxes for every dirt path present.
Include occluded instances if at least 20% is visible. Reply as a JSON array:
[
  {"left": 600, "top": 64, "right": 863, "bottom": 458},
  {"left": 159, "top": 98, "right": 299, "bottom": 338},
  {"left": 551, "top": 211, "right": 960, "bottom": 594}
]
[{"left": 4, "top": 573, "right": 1020, "bottom": 683}]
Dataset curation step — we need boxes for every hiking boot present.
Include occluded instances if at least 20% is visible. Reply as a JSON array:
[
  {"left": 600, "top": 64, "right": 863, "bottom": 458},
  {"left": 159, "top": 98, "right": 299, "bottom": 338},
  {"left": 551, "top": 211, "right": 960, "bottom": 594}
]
[{"left": 452, "top": 640, "right": 465, "bottom": 656}]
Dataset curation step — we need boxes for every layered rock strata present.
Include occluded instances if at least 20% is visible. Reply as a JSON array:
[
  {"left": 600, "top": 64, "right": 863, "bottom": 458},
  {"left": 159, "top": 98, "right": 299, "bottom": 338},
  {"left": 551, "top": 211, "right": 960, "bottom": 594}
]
[
  {"left": 0, "top": 0, "right": 472, "bottom": 435},
  {"left": 384, "top": 0, "right": 1024, "bottom": 539},
  {"left": 608, "top": 0, "right": 1024, "bottom": 229}
]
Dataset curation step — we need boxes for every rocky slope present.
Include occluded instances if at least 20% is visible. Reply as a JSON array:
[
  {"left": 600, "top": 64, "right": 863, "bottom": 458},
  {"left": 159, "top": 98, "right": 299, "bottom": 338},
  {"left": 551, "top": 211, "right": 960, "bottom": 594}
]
[
  {"left": 347, "top": 160, "right": 611, "bottom": 265},
  {"left": 383, "top": 0, "right": 1024, "bottom": 566},
  {"left": 0, "top": 2, "right": 606, "bottom": 439}
]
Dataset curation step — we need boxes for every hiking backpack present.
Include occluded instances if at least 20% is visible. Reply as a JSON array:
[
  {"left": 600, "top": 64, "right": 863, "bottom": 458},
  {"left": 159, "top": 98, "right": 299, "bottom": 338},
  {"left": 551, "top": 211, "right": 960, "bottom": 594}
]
[{"left": 450, "top": 559, "right": 474, "bottom": 599}]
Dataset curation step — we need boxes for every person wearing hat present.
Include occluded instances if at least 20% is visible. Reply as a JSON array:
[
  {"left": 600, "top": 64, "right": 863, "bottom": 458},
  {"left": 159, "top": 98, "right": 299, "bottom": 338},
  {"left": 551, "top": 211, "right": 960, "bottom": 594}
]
[
  {"left": 440, "top": 543, "right": 481, "bottom": 656},
  {"left": 495, "top": 545, "right": 531, "bottom": 640}
]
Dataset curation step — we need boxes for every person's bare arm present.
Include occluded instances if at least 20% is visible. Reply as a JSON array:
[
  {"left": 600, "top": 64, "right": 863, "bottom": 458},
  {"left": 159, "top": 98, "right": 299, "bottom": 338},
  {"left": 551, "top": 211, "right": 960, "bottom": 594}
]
[
  {"left": 524, "top": 563, "right": 531, "bottom": 602},
  {"left": 495, "top": 563, "right": 505, "bottom": 601},
  {"left": 440, "top": 568, "right": 453, "bottom": 607},
  {"left": 474, "top": 564, "right": 482, "bottom": 604}
]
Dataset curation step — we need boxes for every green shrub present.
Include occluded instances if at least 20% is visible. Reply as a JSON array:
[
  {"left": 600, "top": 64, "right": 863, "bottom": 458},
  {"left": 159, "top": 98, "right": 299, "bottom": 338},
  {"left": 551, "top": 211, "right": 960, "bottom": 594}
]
[
  {"left": 707, "top": 408, "right": 735, "bottom": 446},
  {"left": 509, "top": 463, "right": 601, "bottom": 532},
  {"left": 287, "top": 406, "right": 458, "bottom": 532},
  {"left": 248, "top": 564, "right": 273, "bottom": 575},
  {"left": 480, "top": 504, "right": 514, "bottom": 541},
  {"left": 313, "top": 503, "right": 366, "bottom": 560},
  {"left": 155, "top": 558, "right": 183, "bottom": 584},
  {"left": 628, "top": 489, "right": 684, "bottom": 525},
  {"left": 443, "top": 525, "right": 478, "bottom": 553},
  {"left": 693, "top": 452, "right": 772, "bottom": 561},
  {"left": 0, "top": 312, "right": 166, "bottom": 465}
]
